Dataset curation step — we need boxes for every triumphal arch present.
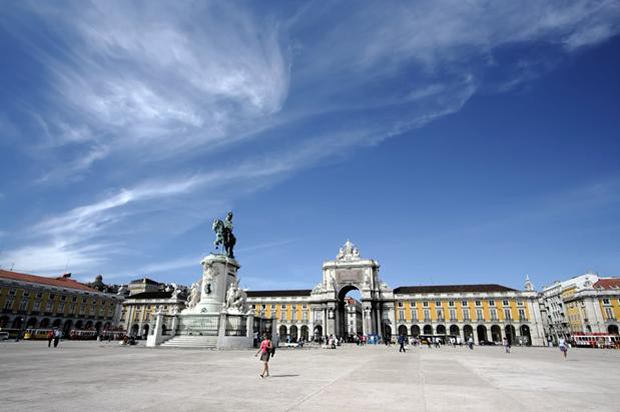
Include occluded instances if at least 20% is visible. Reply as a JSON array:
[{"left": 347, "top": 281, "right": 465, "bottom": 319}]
[{"left": 310, "top": 240, "right": 394, "bottom": 338}]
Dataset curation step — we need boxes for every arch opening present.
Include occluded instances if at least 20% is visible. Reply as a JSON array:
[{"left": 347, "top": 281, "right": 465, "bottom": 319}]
[
  {"left": 338, "top": 285, "right": 362, "bottom": 340},
  {"left": 519, "top": 325, "right": 531, "bottom": 345},
  {"left": 491, "top": 325, "right": 502, "bottom": 343},
  {"left": 463, "top": 324, "right": 474, "bottom": 341},
  {"left": 477, "top": 325, "right": 488, "bottom": 343}
]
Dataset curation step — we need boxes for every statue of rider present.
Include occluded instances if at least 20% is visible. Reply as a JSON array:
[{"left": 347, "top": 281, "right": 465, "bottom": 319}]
[{"left": 222, "top": 211, "right": 236, "bottom": 259}]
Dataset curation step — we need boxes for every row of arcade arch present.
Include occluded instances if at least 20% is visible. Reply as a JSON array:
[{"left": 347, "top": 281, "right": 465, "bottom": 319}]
[
  {"left": 391, "top": 323, "right": 532, "bottom": 345},
  {"left": 0, "top": 316, "right": 112, "bottom": 334},
  {"left": 277, "top": 324, "right": 312, "bottom": 342}
]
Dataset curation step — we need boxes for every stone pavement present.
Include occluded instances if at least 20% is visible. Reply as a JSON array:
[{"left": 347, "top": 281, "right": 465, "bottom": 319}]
[{"left": 1, "top": 341, "right": 618, "bottom": 411}]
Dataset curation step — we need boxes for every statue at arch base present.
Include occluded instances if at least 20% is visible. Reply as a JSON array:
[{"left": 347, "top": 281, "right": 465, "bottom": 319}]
[{"left": 148, "top": 212, "right": 273, "bottom": 349}]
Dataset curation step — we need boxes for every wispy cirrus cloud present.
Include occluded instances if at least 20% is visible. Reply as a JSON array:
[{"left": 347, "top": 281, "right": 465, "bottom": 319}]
[{"left": 1, "top": 1, "right": 619, "bottom": 279}]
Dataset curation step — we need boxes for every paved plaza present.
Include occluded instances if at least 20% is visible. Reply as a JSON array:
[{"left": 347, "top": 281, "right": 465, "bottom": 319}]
[{"left": 1, "top": 341, "right": 618, "bottom": 412}]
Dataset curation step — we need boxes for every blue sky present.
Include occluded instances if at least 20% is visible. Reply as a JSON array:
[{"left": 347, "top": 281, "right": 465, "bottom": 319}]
[{"left": 1, "top": 1, "right": 619, "bottom": 292}]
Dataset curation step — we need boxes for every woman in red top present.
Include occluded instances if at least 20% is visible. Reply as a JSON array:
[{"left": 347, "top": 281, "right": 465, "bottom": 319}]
[{"left": 255, "top": 333, "right": 273, "bottom": 378}]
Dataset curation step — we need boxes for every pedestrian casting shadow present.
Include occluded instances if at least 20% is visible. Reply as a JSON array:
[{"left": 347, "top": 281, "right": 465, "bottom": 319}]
[{"left": 268, "top": 374, "right": 300, "bottom": 378}]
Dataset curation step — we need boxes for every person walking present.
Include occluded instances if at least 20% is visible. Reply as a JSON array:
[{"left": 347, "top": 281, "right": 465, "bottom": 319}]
[
  {"left": 559, "top": 337, "right": 568, "bottom": 359},
  {"left": 47, "top": 330, "right": 54, "bottom": 348},
  {"left": 255, "top": 333, "right": 273, "bottom": 378},
  {"left": 503, "top": 337, "right": 511, "bottom": 353},
  {"left": 53, "top": 328, "right": 61, "bottom": 348},
  {"left": 398, "top": 334, "right": 407, "bottom": 353},
  {"left": 468, "top": 336, "right": 474, "bottom": 350}
]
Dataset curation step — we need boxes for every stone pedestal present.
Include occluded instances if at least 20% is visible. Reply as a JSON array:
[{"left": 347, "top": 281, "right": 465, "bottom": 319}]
[
  {"left": 183, "top": 254, "right": 240, "bottom": 315},
  {"left": 160, "top": 253, "right": 255, "bottom": 349}
]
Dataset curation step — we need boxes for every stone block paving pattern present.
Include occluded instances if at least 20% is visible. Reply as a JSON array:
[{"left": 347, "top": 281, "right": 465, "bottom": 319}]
[{"left": 1, "top": 341, "right": 619, "bottom": 411}]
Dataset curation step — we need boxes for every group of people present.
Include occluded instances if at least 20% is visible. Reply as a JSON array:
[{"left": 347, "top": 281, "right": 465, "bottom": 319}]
[{"left": 46, "top": 329, "right": 62, "bottom": 348}]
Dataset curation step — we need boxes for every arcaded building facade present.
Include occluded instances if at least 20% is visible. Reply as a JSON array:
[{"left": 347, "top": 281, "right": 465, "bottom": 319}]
[
  {"left": 246, "top": 241, "right": 546, "bottom": 345},
  {"left": 0, "top": 270, "right": 123, "bottom": 335}
]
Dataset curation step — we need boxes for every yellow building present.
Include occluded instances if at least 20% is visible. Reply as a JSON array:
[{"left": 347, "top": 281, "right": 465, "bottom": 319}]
[
  {"left": 245, "top": 241, "right": 546, "bottom": 345},
  {"left": 541, "top": 274, "right": 620, "bottom": 341},
  {"left": 392, "top": 284, "right": 541, "bottom": 345},
  {"left": 0, "top": 270, "right": 123, "bottom": 335},
  {"left": 120, "top": 279, "right": 187, "bottom": 338}
]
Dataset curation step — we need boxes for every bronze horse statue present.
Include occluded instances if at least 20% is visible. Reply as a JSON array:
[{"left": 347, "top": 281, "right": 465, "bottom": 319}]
[{"left": 212, "top": 212, "right": 236, "bottom": 258}]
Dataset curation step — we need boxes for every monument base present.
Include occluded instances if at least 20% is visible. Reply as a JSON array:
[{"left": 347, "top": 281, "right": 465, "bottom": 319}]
[{"left": 147, "top": 253, "right": 259, "bottom": 349}]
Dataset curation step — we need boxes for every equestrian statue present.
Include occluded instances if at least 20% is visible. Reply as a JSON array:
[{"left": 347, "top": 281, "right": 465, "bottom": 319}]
[{"left": 212, "top": 211, "right": 236, "bottom": 259}]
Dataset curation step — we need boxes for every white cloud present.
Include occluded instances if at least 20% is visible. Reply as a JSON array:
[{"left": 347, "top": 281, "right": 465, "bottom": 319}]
[
  {"left": 0, "top": 241, "right": 106, "bottom": 275},
  {"left": 564, "top": 24, "right": 616, "bottom": 50},
  {"left": 3, "top": 1, "right": 619, "bottom": 278}
]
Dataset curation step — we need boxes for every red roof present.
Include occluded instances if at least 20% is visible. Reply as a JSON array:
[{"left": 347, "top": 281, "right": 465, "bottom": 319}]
[
  {"left": 0, "top": 270, "right": 97, "bottom": 292},
  {"left": 593, "top": 278, "right": 620, "bottom": 290}
]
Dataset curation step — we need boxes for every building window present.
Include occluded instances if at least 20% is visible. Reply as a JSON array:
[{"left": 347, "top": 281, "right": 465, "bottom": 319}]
[
  {"left": 504, "top": 309, "right": 511, "bottom": 320},
  {"left": 23, "top": 290, "right": 31, "bottom": 297},
  {"left": 449, "top": 309, "right": 457, "bottom": 320},
  {"left": 4, "top": 298, "right": 14, "bottom": 310},
  {"left": 423, "top": 301, "right": 428, "bottom": 307},
  {"left": 398, "top": 310, "right": 405, "bottom": 320},
  {"left": 19, "top": 299, "right": 28, "bottom": 312},
  {"left": 476, "top": 309, "right": 484, "bottom": 321},
  {"left": 475, "top": 300, "right": 481, "bottom": 306},
  {"left": 49, "top": 294, "right": 55, "bottom": 300},
  {"left": 46, "top": 301, "right": 54, "bottom": 312},
  {"left": 61, "top": 295, "right": 66, "bottom": 301},
  {"left": 281, "top": 305, "right": 286, "bottom": 309},
  {"left": 72, "top": 296, "right": 77, "bottom": 302},
  {"left": 502, "top": 300, "right": 509, "bottom": 306},
  {"left": 423, "top": 309, "right": 431, "bottom": 321},
  {"left": 489, "top": 300, "right": 495, "bottom": 306},
  {"left": 517, "top": 299, "right": 523, "bottom": 306},
  {"left": 518, "top": 309, "right": 526, "bottom": 320},
  {"left": 69, "top": 304, "right": 76, "bottom": 314},
  {"left": 603, "top": 299, "right": 610, "bottom": 305},
  {"left": 606, "top": 308, "right": 615, "bottom": 320},
  {"left": 461, "top": 300, "right": 468, "bottom": 307},
  {"left": 449, "top": 301, "right": 455, "bottom": 307},
  {"left": 411, "top": 310, "right": 417, "bottom": 321},
  {"left": 463, "top": 309, "right": 470, "bottom": 321},
  {"left": 36, "top": 292, "right": 43, "bottom": 299},
  {"left": 435, "top": 301, "right": 441, "bottom": 307},
  {"left": 398, "top": 301, "right": 404, "bottom": 307},
  {"left": 490, "top": 309, "right": 498, "bottom": 320},
  {"left": 436, "top": 309, "right": 444, "bottom": 320},
  {"left": 33, "top": 301, "right": 41, "bottom": 312},
  {"left": 9, "top": 289, "right": 16, "bottom": 296},
  {"left": 79, "top": 305, "right": 85, "bottom": 315}
]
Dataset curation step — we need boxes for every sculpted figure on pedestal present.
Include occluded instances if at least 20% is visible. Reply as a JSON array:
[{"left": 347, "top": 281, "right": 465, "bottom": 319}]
[
  {"left": 202, "top": 260, "right": 220, "bottom": 295},
  {"left": 186, "top": 281, "right": 201, "bottom": 309},
  {"left": 336, "top": 240, "right": 361, "bottom": 261},
  {"left": 363, "top": 273, "right": 371, "bottom": 289},
  {"left": 224, "top": 279, "right": 248, "bottom": 314}
]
